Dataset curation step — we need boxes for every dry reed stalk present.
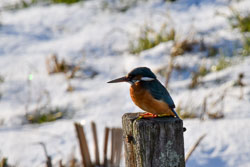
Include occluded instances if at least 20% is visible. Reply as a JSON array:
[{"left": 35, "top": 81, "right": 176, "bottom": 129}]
[
  {"left": 39, "top": 142, "right": 52, "bottom": 167},
  {"left": 59, "top": 160, "right": 64, "bottom": 167},
  {"left": 165, "top": 55, "right": 174, "bottom": 87},
  {"left": 69, "top": 157, "right": 77, "bottom": 167},
  {"left": 200, "top": 97, "right": 207, "bottom": 121},
  {"left": 185, "top": 134, "right": 206, "bottom": 162}
]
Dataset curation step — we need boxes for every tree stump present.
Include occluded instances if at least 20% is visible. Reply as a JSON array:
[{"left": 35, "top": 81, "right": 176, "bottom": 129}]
[{"left": 122, "top": 113, "right": 185, "bottom": 167}]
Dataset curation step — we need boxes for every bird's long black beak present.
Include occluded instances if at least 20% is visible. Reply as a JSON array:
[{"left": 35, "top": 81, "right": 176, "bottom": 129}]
[{"left": 107, "top": 76, "right": 129, "bottom": 83}]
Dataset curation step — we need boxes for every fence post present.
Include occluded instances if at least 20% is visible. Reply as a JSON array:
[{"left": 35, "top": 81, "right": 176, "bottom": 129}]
[{"left": 122, "top": 113, "right": 185, "bottom": 167}]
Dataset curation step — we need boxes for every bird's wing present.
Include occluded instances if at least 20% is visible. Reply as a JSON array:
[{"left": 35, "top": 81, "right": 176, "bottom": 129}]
[{"left": 146, "top": 80, "right": 175, "bottom": 109}]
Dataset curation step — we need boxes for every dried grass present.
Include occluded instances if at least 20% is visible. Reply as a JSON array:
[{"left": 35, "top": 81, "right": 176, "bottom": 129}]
[{"left": 46, "top": 54, "right": 80, "bottom": 78}]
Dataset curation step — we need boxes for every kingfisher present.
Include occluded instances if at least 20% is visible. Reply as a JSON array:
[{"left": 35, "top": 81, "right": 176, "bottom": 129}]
[{"left": 107, "top": 67, "right": 180, "bottom": 119}]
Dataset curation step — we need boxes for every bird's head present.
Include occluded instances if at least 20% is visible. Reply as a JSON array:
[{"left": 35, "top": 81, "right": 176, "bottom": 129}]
[{"left": 107, "top": 67, "right": 156, "bottom": 84}]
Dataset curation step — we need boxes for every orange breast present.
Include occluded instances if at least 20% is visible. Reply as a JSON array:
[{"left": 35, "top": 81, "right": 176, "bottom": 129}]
[{"left": 130, "top": 82, "right": 175, "bottom": 116}]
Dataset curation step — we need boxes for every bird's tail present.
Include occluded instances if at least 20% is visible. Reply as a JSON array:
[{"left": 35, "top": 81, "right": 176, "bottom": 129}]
[{"left": 171, "top": 108, "right": 180, "bottom": 119}]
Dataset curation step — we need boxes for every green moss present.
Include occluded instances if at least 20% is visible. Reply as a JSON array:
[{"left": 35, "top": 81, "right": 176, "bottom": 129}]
[
  {"left": 51, "top": 0, "right": 82, "bottom": 4},
  {"left": 199, "top": 65, "right": 210, "bottom": 77},
  {"left": 231, "top": 13, "right": 250, "bottom": 33},
  {"left": 242, "top": 36, "right": 250, "bottom": 56},
  {"left": 26, "top": 107, "right": 67, "bottom": 124},
  {"left": 4, "top": 0, "right": 83, "bottom": 10},
  {"left": 229, "top": 8, "right": 250, "bottom": 56},
  {"left": 211, "top": 56, "right": 231, "bottom": 72},
  {"left": 129, "top": 24, "right": 175, "bottom": 54}
]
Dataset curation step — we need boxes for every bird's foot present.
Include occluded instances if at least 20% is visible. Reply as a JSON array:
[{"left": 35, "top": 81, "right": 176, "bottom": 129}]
[
  {"left": 137, "top": 113, "right": 171, "bottom": 120},
  {"left": 137, "top": 113, "right": 157, "bottom": 120},
  {"left": 157, "top": 114, "right": 172, "bottom": 117}
]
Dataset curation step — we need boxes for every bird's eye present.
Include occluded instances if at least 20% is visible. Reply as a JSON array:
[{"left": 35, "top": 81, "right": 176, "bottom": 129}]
[
  {"left": 133, "top": 75, "right": 141, "bottom": 80},
  {"left": 130, "top": 75, "right": 142, "bottom": 84},
  {"left": 132, "top": 79, "right": 139, "bottom": 83}
]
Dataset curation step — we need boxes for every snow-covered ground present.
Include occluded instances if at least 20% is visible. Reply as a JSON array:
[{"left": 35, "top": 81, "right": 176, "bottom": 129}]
[{"left": 0, "top": 0, "right": 250, "bottom": 166}]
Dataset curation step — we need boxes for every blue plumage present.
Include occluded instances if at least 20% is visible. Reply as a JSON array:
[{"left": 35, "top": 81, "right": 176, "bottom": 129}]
[
  {"left": 108, "top": 67, "right": 180, "bottom": 118},
  {"left": 141, "top": 80, "right": 175, "bottom": 109},
  {"left": 128, "top": 67, "right": 156, "bottom": 79}
]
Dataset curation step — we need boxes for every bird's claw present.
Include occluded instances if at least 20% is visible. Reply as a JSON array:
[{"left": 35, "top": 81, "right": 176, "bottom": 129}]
[{"left": 136, "top": 113, "right": 170, "bottom": 120}]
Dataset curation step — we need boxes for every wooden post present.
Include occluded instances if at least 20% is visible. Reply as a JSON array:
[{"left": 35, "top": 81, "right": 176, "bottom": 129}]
[{"left": 122, "top": 113, "right": 185, "bottom": 167}]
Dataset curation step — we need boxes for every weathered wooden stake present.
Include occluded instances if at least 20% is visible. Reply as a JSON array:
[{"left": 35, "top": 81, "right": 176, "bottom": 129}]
[
  {"left": 91, "top": 121, "right": 100, "bottom": 166},
  {"left": 103, "top": 127, "right": 110, "bottom": 167},
  {"left": 74, "top": 123, "right": 92, "bottom": 167},
  {"left": 122, "top": 113, "right": 185, "bottom": 167}
]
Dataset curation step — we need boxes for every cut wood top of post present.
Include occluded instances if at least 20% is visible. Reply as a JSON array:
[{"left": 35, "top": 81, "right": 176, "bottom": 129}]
[{"left": 122, "top": 112, "right": 183, "bottom": 124}]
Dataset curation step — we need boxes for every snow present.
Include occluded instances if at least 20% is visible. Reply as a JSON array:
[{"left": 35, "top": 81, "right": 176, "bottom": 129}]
[{"left": 0, "top": 0, "right": 250, "bottom": 166}]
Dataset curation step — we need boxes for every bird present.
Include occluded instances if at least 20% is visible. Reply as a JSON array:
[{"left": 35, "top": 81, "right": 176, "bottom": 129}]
[{"left": 107, "top": 67, "right": 180, "bottom": 119}]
